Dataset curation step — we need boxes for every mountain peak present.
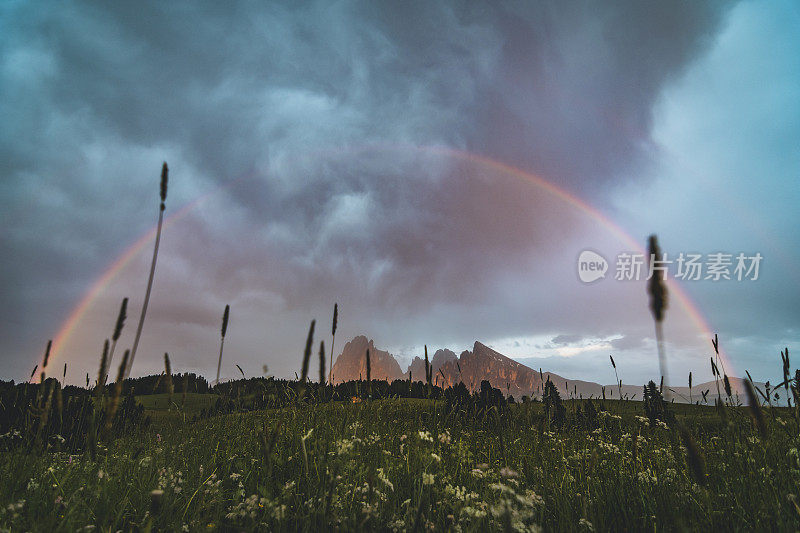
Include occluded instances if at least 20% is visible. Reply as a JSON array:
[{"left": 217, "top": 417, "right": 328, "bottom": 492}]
[{"left": 331, "top": 336, "right": 403, "bottom": 384}]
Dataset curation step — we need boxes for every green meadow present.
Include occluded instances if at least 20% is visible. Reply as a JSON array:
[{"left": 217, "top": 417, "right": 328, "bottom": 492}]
[{"left": 2, "top": 393, "right": 798, "bottom": 532}]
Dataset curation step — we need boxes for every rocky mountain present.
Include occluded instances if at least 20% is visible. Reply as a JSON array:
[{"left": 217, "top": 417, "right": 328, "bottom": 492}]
[
  {"left": 330, "top": 336, "right": 767, "bottom": 404},
  {"left": 406, "top": 348, "right": 457, "bottom": 381},
  {"left": 330, "top": 335, "right": 404, "bottom": 384},
  {"left": 435, "top": 342, "right": 540, "bottom": 397}
]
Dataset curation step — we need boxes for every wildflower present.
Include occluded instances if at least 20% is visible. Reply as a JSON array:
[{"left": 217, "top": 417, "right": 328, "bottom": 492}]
[
  {"left": 431, "top": 453, "right": 442, "bottom": 463},
  {"left": 500, "top": 466, "right": 519, "bottom": 478},
  {"left": 579, "top": 518, "right": 595, "bottom": 531},
  {"left": 422, "top": 472, "right": 435, "bottom": 486},
  {"left": 471, "top": 468, "right": 485, "bottom": 479},
  {"left": 377, "top": 468, "right": 394, "bottom": 491}
]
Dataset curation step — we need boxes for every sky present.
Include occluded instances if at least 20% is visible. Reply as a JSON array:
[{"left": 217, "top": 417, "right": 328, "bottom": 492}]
[{"left": 1, "top": 0, "right": 797, "bottom": 387}]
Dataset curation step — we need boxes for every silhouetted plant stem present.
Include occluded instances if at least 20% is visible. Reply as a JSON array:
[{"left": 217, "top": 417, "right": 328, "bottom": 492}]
[
  {"left": 328, "top": 303, "right": 338, "bottom": 385},
  {"left": 127, "top": 163, "right": 168, "bottom": 378},
  {"left": 105, "top": 297, "right": 128, "bottom": 386},
  {"left": 215, "top": 304, "right": 230, "bottom": 385},
  {"left": 647, "top": 235, "right": 669, "bottom": 399}
]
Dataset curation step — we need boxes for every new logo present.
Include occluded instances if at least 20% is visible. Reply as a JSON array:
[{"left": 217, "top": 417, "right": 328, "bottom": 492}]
[{"left": 577, "top": 250, "right": 608, "bottom": 283}]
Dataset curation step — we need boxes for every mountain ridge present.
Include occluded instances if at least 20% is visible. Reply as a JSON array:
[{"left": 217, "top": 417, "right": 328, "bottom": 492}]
[{"left": 331, "top": 335, "right": 769, "bottom": 404}]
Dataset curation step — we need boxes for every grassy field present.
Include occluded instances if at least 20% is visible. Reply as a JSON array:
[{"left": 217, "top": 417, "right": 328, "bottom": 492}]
[
  {"left": 1, "top": 395, "right": 798, "bottom": 532},
  {"left": 136, "top": 393, "right": 219, "bottom": 417}
]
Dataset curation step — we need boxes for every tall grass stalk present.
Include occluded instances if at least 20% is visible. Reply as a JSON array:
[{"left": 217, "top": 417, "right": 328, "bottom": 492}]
[
  {"left": 105, "top": 297, "right": 128, "bottom": 384},
  {"left": 610, "top": 355, "right": 621, "bottom": 402},
  {"left": 215, "top": 304, "right": 230, "bottom": 385},
  {"left": 319, "top": 341, "right": 326, "bottom": 385},
  {"left": 743, "top": 376, "right": 767, "bottom": 437},
  {"left": 647, "top": 235, "right": 669, "bottom": 397},
  {"left": 164, "top": 353, "right": 173, "bottom": 410},
  {"left": 102, "top": 349, "right": 129, "bottom": 440},
  {"left": 127, "top": 163, "right": 168, "bottom": 378},
  {"left": 301, "top": 320, "right": 315, "bottom": 383},
  {"left": 30, "top": 341, "right": 51, "bottom": 384},
  {"left": 328, "top": 303, "right": 337, "bottom": 385}
]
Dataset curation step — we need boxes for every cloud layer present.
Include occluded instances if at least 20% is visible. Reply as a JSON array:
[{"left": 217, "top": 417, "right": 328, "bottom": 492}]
[{"left": 7, "top": 0, "right": 793, "bottom": 386}]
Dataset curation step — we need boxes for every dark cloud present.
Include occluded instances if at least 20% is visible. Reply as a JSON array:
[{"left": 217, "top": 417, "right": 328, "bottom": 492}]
[{"left": 0, "top": 0, "right": 737, "bottom": 381}]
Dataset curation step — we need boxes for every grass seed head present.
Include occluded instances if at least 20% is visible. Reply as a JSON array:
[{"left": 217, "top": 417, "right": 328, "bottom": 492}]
[
  {"left": 301, "top": 320, "right": 315, "bottom": 382},
  {"left": 97, "top": 339, "right": 110, "bottom": 391},
  {"left": 744, "top": 378, "right": 767, "bottom": 438},
  {"left": 647, "top": 235, "right": 668, "bottom": 322},
  {"left": 221, "top": 304, "right": 230, "bottom": 338},
  {"left": 159, "top": 162, "right": 168, "bottom": 208},
  {"left": 677, "top": 421, "right": 707, "bottom": 485},
  {"left": 318, "top": 341, "right": 326, "bottom": 384},
  {"left": 366, "top": 348, "right": 371, "bottom": 383},
  {"left": 150, "top": 489, "right": 164, "bottom": 515},
  {"left": 112, "top": 297, "right": 128, "bottom": 342},
  {"left": 163, "top": 353, "right": 173, "bottom": 395},
  {"left": 42, "top": 339, "right": 52, "bottom": 369}
]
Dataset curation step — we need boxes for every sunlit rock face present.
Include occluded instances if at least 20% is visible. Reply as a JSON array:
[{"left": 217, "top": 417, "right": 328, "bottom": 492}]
[
  {"left": 436, "top": 342, "right": 542, "bottom": 398},
  {"left": 331, "top": 335, "right": 404, "bottom": 384},
  {"left": 405, "top": 348, "right": 458, "bottom": 382},
  {"left": 333, "top": 336, "right": 604, "bottom": 400}
]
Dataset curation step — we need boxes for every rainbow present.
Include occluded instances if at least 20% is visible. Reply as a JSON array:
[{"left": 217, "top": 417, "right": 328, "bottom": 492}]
[
  {"left": 45, "top": 145, "right": 730, "bottom": 380},
  {"left": 45, "top": 184, "right": 227, "bottom": 380}
]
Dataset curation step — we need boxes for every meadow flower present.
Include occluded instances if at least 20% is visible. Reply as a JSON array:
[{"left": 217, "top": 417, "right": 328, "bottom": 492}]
[
  {"left": 637, "top": 470, "right": 657, "bottom": 484},
  {"left": 377, "top": 468, "right": 394, "bottom": 491},
  {"left": 462, "top": 505, "right": 487, "bottom": 519},
  {"left": 471, "top": 468, "right": 486, "bottom": 479},
  {"left": 500, "top": 466, "right": 519, "bottom": 478},
  {"left": 422, "top": 472, "right": 435, "bottom": 485}
]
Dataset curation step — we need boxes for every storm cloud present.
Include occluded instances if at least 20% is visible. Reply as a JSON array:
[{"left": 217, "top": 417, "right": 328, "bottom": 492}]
[{"left": 5, "top": 0, "right": 793, "bottom": 385}]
